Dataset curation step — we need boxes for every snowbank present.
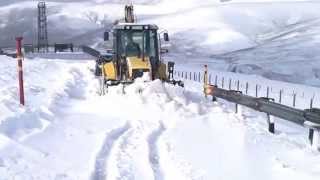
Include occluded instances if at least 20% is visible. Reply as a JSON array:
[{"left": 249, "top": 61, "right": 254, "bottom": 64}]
[{"left": 0, "top": 55, "right": 92, "bottom": 141}]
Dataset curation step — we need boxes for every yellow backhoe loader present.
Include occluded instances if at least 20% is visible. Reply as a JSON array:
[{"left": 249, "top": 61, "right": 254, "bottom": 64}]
[{"left": 92, "top": 4, "right": 183, "bottom": 93}]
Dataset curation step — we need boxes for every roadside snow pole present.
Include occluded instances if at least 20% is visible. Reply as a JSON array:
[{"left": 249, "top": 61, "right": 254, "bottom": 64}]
[
  {"left": 293, "top": 92, "right": 297, "bottom": 107},
  {"left": 203, "top": 66, "right": 216, "bottom": 102},
  {"left": 16, "top": 37, "right": 25, "bottom": 106}
]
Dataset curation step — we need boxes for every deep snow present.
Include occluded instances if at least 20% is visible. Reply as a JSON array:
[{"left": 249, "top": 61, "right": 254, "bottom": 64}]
[
  {"left": 0, "top": 55, "right": 320, "bottom": 180},
  {"left": 1, "top": 0, "right": 320, "bottom": 179}
]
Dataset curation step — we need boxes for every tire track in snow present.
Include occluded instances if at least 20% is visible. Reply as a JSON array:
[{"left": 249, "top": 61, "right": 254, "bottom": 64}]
[
  {"left": 90, "top": 122, "right": 130, "bottom": 180},
  {"left": 115, "top": 127, "right": 136, "bottom": 180},
  {"left": 113, "top": 121, "right": 164, "bottom": 180},
  {"left": 148, "top": 122, "right": 166, "bottom": 180}
]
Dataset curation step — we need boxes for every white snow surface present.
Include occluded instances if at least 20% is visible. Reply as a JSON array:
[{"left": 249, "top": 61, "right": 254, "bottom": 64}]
[
  {"left": 0, "top": 55, "right": 320, "bottom": 179},
  {"left": 1, "top": 0, "right": 320, "bottom": 179}
]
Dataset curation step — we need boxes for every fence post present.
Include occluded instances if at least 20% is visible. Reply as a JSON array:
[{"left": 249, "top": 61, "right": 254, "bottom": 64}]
[
  {"left": 194, "top": 72, "right": 196, "bottom": 81},
  {"left": 279, "top": 90, "right": 283, "bottom": 104},
  {"left": 222, "top": 77, "right": 225, "bottom": 89},
  {"left": 255, "top": 84, "right": 259, "bottom": 97},
  {"left": 189, "top": 72, "right": 192, "bottom": 80},
  {"left": 198, "top": 72, "right": 201, "bottom": 82},
  {"left": 293, "top": 92, "right": 297, "bottom": 107},
  {"left": 245, "top": 82, "right": 249, "bottom": 95},
  {"left": 228, "top": 79, "right": 232, "bottom": 90},
  {"left": 204, "top": 65, "right": 208, "bottom": 98},
  {"left": 267, "top": 87, "right": 270, "bottom": 98},
  {"left": 16, "top": 37, "right": 25, "bottom": 106},
  {"left": 310, "top": 97, "right": 314, "bottom": 109},
  {"left": 215, "top": 75, "right": 218, "bottom": 86},
  {"left": 237, "top": 80, "right": 240, "bottom": 91}
]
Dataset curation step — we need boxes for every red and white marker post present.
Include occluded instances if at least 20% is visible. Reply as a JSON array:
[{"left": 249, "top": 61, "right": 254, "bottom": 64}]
[{"left": 16, "top": 37, "right": 25, "bottom": 106}]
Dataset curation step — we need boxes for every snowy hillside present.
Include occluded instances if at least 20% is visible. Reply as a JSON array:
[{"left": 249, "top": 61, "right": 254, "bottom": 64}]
[{"left": 1, "top": 0, "right": 320, "bottom": 86}]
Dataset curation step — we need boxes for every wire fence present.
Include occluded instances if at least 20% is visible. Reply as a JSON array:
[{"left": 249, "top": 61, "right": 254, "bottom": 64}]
[{"left": 174, "top": 70, "right": 320, "bottom": 110}]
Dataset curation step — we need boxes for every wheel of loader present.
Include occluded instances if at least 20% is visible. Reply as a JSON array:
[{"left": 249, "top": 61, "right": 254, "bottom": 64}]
[{"left": 99, "top": 78, "right": 108, "bottom": 95}]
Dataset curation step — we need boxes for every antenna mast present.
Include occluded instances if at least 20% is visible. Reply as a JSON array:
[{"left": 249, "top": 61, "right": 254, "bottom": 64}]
[{"left": 37, "top": 1, "right": 49, "bottom": 52}]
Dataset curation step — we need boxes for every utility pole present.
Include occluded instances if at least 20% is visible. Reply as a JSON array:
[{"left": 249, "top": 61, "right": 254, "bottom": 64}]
[{"left": 37, "top": 1, "right": 49, "bottom": 52}]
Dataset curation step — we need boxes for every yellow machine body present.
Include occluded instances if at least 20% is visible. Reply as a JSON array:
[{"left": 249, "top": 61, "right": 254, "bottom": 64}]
[
  {"left": 126, "top": 57, "right": 152, "bottom": 79},
  {"left": 103, "top": 62, "right": 117, "bottom": 80}
]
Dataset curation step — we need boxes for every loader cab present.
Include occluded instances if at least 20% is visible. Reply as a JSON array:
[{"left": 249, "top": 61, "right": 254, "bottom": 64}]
[{"left": 112, "top": 24, "right": 160, "bottom": 78}]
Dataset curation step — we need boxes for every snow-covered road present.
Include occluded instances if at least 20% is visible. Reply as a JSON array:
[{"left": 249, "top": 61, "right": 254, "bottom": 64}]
[{"left": 0, "top": 57, "right": 319, "bottom": 179}]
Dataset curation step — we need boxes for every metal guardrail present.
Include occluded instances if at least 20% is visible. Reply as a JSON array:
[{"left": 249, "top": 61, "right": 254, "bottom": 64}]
[
  {"left": 200, "top": 66, "right": 320, "bottom": 150},
  {"left": 210, "top": 87, "right": 320, "bottom": 126}
]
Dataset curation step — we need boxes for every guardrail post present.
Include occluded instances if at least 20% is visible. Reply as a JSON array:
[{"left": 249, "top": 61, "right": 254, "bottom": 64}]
[
  {"left": 228, "top": 79, "right": 232, "bottom": 90},
  {"left": 198, "top": 72, "right": 201, "bottom": 82},
  {"left": 267, "top": 87, "right": 270, "bottom": 98},
  {"left": 310, "top": 129, "right": 320, "bottom": 151},
  {"left": 304, "top": 120, "right": 320, "bottom": 151},
  {"left": 194, "top": 72, "right": 196, "bottom": 81},
  {"left": 309, "top": 129, "right": 314, "bottom": 144},
  {"left": 267, "top": 113, "right": 275, "bottom": 134},
  {"left": 279, "top": 89, "right": 283, "bottom": 104},
  {"left": 255, "top": 84, "right": 259, "bottom": 97},
  {"left": 189, "top": 72, "right": 192, "bottom": 80}
]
